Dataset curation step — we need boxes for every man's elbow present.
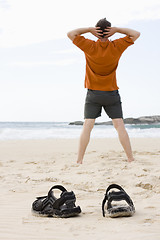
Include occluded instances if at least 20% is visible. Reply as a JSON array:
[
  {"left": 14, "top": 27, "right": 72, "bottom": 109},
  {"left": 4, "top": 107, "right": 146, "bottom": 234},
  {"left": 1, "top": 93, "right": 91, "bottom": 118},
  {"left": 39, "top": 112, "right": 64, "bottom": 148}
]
[
  {"left": 135, "top": 32, "right": 141, "bottom": 39},
  {"left": 136, "top": 31, "right": 141, "bottom": 38},
  {"left": 67, "top": 31, "right": 76, "bottom": 41},
  {"left": 132, "top": 31, "right": 141, "bottom": 42},
  {"left": 67, "top": 31, "right": 71, "bottom": 38}
]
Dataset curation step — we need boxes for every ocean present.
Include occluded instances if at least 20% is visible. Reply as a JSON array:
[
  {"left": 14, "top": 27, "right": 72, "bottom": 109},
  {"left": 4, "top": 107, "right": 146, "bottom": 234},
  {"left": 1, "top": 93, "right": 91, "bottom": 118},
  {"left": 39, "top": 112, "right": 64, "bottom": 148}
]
[{"left": 0, "top": 122, "right": 160, "bottom": 140}]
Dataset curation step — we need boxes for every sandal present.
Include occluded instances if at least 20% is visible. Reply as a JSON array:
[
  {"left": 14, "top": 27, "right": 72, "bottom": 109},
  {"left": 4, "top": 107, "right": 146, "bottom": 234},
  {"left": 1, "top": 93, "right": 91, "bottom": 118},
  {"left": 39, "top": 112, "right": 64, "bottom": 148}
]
[
  {"left": 102, "top": 184, "right": 135, "bottom": 218},
  {"left": 32, "top": 185, "right": 81, "bottom": 218}
]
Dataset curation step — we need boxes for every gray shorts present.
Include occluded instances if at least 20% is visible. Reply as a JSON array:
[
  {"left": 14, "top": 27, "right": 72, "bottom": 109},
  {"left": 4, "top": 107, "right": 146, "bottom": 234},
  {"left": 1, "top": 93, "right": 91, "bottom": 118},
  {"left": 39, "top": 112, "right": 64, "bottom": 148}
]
[{"left": 84, "top": 89, "right": 123, "bottom": 119}]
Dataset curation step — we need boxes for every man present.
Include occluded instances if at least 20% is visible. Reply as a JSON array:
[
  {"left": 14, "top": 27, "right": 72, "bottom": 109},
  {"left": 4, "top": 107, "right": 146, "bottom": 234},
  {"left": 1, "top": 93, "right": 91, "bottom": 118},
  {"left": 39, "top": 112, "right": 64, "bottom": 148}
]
[{"left": 67, "top": 18, "right": 140, "bottom": 164}]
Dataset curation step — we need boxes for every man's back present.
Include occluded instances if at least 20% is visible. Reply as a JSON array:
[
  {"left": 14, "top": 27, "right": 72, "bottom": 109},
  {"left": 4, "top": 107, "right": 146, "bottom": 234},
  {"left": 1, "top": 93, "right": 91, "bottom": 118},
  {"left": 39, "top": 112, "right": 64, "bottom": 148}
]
[{"left": 73, "top": 35, "right": 134, "bottom": 91}]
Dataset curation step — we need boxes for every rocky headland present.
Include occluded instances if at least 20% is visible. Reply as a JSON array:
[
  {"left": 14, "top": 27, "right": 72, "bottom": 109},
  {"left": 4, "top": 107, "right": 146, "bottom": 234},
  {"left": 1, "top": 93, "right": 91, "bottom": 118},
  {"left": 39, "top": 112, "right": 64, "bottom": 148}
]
[{"left": 69, "top": 115, "right": 160, "bottom": 125}]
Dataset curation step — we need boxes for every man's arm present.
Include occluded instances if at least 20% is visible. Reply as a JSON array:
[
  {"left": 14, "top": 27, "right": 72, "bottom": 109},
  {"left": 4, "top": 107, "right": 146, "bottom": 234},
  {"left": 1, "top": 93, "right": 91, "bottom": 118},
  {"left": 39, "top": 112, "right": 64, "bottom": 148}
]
[
  {"left": 104, "top": 27, "right": 140, "bottom": 42},
  {"left": 67, "top": 27, "right": 103, "bottom": 41}
]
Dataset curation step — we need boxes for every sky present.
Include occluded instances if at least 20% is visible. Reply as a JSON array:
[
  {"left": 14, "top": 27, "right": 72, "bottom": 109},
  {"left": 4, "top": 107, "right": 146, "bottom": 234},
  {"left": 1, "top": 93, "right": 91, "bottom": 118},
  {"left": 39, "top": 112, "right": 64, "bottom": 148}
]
[{"left": 0, "top": 0, "right": 160, "bottom": 122}]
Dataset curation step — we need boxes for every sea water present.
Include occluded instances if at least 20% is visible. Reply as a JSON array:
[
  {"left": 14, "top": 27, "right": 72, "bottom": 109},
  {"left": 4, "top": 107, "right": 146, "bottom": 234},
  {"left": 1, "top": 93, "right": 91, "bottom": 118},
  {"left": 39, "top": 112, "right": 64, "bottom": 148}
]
[{"left": 0, "top": 122, "right": 160, "bottom": 140}]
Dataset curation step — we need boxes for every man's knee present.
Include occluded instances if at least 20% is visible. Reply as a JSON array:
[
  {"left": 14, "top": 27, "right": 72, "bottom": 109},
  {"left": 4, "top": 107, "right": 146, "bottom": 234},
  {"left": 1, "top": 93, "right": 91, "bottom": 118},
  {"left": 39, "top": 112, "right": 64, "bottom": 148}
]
[
  {"left": 112, "top": 118, "right": 125, "bottom": 131},
  {"left": 83, "top": 119, "right": 95, "bottom": 131}
]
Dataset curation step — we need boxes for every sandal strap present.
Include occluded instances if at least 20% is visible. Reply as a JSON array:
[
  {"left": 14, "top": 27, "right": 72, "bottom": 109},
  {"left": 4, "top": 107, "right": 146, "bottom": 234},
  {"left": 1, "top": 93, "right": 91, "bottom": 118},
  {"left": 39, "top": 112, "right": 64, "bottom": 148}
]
[
  {"left": 48, "top": 185, "right": 76, "bottom": 209},
  {"left": 102, "top": 184, "right": 134, "bottom": 217},
  {"left": 44, "top": 185, "right": 76, "bottom": 210},
  {"left": 52, "top": 191, "right": 76, "bottom": 209},
  {"left": 36, "top": 185, "right": 67, "bottom": 200},
  {"left": 36, "top": 195, "right": 47, "bottom": 200},
  {"left": 102, "top": 195, "right": 108, "bottom": 217},
  {"left": 107, "top": 191, "right": 134, "bottom": 210},
  {"left": 48, "top": 185, "right": 67, "bottom": 197},
  {"left": 105, "top": 184, "right": 126, "bottom": 198},
  {"left": 34, "top": 185, "right": 68, "bottom": 211}
]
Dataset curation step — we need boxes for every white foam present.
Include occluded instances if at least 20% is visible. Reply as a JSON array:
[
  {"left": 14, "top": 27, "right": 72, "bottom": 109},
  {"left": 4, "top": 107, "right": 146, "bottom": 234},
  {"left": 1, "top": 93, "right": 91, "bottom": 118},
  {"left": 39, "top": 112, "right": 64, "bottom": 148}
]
[{"left": 0, "top": 123, "right": 160, "bottom": 140}]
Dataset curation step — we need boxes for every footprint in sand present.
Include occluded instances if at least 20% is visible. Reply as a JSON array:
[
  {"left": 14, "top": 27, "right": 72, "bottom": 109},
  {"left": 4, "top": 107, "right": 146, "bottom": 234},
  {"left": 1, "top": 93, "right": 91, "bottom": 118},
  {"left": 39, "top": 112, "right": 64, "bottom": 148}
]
[
  {"left": 7, "top": 160, "right": 16, "bottom": 163},
  {"left": 99, "top": 154, "right": 108, "bottom": 159},
  {"left": 97, "top": 188, "right": 106, "bottom": 192},
  {"left": 70, "top": 164, "right": 80, "bottom": 168},
  {"left": 137, "top": 174, "right": 147, "bottom": 177},
  {"left": 144, "top": 206, "right": 155, "bottom": 209},
  {"left": 61, "top": 165, "right": 71, "bottom": 171},
  {"left": 143, "top": 168, "right": 150, "bottom": 172},
  {"left": 44, "top": 177, "right": 58, "bottom": 182},
  {"left": 87, "top": 151, "right": 97, "bottom": 154},
  {"left": 144, "top": 218, "right": 154, "bottom": 223},
  {"left": 25, "top": 161, "right": 38, "bottom": 165},
  {"left": 136, "top": 182, "right": 153, "bottom": 190}
]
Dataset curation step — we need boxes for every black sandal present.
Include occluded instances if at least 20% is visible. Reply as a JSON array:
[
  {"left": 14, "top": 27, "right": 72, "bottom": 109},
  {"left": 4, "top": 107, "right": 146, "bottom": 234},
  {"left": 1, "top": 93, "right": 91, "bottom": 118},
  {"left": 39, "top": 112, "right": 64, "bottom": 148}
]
[
  {"left": 102, "top": 184, "right": 135, "bottom": 218},
  {"left": 32, "top": 185, "right": 81, "bottom": 218}
]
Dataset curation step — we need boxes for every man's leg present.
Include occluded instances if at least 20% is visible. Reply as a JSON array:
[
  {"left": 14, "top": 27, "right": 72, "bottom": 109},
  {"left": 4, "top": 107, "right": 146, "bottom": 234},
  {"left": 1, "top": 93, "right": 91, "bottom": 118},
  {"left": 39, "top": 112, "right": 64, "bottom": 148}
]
[
  {"left": 112, "top": 118, "right": 134, "bottom": 162},
  {"left": 77, "top": 119, "right": 95, "bottom": 164}
]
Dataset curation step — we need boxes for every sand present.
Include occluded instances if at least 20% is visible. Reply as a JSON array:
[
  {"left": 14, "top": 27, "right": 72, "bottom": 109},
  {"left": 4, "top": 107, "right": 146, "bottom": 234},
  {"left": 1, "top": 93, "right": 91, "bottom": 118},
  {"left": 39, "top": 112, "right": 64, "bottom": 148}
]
[{"left": 0, "top": 138, "right": 160, "bottom": 240}]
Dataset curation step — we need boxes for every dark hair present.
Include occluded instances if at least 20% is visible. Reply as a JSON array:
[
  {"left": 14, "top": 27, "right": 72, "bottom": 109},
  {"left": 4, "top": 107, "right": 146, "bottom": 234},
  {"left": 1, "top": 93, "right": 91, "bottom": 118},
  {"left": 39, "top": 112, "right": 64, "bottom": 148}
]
[{"left": 95, "top": 18, "right": 111, "bottom": 37}]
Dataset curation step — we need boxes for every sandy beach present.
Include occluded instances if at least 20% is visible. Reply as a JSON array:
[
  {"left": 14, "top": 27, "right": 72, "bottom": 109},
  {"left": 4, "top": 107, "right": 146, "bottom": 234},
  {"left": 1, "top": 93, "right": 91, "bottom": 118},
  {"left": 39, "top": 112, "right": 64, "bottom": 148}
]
[{"left": 0, "top": 138, "right": 160, "bottom": 240}]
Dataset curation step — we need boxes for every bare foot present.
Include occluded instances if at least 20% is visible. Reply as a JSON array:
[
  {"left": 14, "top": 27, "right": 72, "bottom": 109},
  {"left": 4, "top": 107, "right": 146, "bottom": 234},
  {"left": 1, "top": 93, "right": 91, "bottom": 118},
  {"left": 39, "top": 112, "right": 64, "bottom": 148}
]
[
  {"left": 128, "top": 158, "right": 134, "bottom": 162},
  {"left": 77, "top": 159, "right": 83, "bottom": 164}
]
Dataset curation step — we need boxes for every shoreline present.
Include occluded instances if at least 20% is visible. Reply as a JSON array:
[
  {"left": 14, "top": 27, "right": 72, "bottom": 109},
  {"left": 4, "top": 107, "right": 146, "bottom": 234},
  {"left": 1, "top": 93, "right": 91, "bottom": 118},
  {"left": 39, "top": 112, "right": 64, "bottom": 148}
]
[{"left": 1, "top": 121, "right": 160, "bottom": 139}]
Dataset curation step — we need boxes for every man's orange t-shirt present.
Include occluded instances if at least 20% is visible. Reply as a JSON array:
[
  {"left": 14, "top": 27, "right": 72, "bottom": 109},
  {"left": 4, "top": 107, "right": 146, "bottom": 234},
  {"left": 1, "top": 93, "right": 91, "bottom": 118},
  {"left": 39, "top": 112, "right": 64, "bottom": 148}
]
[{"left": 73, "top": 35, "right": 134, "bottom": 91}]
